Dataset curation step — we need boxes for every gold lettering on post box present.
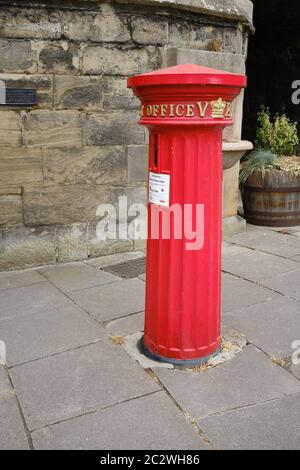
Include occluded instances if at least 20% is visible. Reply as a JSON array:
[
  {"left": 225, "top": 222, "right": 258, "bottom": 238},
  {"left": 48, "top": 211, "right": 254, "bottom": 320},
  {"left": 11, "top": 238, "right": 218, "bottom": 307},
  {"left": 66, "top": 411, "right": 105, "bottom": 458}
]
[
  {"left": 186, "top": 104, "right": 195, "bottom": 117},
  {"left": 169, "top": 104, "right": 175, "bottom": 117},
  {"left": 225, "top": 102, "right": 233, "bottom": 117},
  {"left": 152, "top": 104, "right": 159, "bottom": 117},
  {"left": 210, "top": 98, "right": 226, "bottom": 118},
  {"left": 197, "top": 101, "right": 209, "bottom": 118},
  {"left": 140, "top": 105, "right": 144, "bottom": 117},
  {"left": 146, "top": 105, "right": 153, "bottom": 117},
  {"left": 175, "top": 104, "right": 185, "bottom": 117},
  {"left": 160, "top": 104, "right": 168, "bottom": 117}
]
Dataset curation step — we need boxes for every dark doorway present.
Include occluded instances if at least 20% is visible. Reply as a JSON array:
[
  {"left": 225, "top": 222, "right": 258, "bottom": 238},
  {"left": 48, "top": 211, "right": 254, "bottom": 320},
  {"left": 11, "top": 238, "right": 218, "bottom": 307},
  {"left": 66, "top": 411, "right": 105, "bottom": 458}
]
[{"left": 243, "top": 0, "right": 300, "bottom": 147}]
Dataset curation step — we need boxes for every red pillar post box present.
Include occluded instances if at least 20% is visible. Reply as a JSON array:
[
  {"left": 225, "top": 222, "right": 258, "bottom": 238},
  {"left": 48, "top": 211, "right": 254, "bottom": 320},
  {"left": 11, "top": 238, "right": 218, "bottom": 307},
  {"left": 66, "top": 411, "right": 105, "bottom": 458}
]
[{"left": 128, "top": 64, "right": 246, "bottom": 366}]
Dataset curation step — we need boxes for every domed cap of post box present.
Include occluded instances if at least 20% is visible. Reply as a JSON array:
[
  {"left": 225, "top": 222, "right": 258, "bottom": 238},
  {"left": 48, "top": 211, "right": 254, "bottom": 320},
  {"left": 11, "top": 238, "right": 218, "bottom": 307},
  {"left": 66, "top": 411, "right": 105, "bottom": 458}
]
[
  {"left": 127, "top": 63, "right": 246, "bottom": 88},
  {"left": 128, "top": 64, "right": 246, "bottom": 126}
]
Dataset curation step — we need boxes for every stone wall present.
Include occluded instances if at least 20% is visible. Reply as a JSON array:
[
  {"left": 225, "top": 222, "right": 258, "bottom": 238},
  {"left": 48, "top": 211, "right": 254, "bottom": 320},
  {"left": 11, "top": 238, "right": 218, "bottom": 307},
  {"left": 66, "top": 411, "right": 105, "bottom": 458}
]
[{"left": 0, "top": 0, "right": 252, "bottom": 270}]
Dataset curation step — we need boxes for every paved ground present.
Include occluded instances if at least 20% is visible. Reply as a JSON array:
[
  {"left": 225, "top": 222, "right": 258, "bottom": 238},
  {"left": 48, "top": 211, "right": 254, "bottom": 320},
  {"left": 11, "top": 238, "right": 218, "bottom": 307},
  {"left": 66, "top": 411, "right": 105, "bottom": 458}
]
[{"left": 0, "top": 224, "right": 300, "bottom": 450}]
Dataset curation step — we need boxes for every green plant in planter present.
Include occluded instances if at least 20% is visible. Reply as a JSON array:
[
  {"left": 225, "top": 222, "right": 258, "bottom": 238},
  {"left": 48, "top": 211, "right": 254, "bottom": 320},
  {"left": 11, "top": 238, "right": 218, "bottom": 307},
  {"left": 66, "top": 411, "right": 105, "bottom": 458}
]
[
  {"left": 239, "top": 108, "right": 300, "bottom": 186},
  {"left": 256, "top": 107, "right": 298, "bottom": 156}
]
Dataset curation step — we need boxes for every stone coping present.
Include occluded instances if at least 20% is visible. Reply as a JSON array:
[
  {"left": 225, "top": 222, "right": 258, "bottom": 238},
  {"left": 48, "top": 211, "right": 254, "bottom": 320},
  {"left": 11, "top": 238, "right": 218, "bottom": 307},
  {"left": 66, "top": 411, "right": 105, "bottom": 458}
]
[
  {"left": 70, "top": 0, "right": 254, "bottom": 31},
  {"left": 117, "top": 1, "right": 253, "bottom": 30}
]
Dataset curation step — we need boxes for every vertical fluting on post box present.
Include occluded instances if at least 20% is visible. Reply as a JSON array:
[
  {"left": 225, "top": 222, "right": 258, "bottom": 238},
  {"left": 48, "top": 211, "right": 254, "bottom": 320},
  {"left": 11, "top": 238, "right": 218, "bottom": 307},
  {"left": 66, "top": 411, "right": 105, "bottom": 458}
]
[{"left": 128, "top": 64, "right": 246, "bottom": 366}]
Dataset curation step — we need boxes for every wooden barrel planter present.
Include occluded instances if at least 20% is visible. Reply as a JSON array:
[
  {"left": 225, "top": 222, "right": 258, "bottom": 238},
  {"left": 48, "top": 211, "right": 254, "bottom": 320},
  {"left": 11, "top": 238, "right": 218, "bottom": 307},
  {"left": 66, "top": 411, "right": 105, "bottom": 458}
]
[{"left": 242, "top": 169, "right": 300, "bottom": 227}]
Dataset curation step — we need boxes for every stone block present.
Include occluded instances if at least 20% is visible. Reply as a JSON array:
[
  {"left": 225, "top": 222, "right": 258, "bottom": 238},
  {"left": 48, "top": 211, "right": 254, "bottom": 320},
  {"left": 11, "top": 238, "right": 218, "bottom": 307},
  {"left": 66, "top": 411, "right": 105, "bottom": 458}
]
[
  {"left": 155, "top": 345, "right": 300, "bottom": 421},
  {"left": 127, "top": 145, "right": 148, "bottom": 182},
  {"left": 190, "top": 25, "right": 223, "bottom": 50},
  {"left": 23, "top": 110, "right": 82, "bottom": 147},
  {"left": 168, "top": 21, "right": 191, "bottom": 47},
  {"left": 0, "top": 282, "right": 71, "bottom": 321},
  {"left": 0, "top": 147, "right": 43, "bottom": 186},
  {"left": 32, "top": 392, "right": 206, "bottom": 450},
  {"left": 131, "top": 16, "right": 168, "bottom": 44},
  {"left": 62, "top": 8, "right": 130, "bottom": 43},
  {"left": 37, "top": 41, "right": 80, "bottom": 74},
  {"left": 102, "top": 76, "right": 140, "bottom": 110},
  {"left": 56, "top": 224, "right": 88, "bottom": 263},
  {"left": 39, "top": 261, "right": 119, "bottom": 293},
  {"left": 0, "top": 195, "right": 23, "bottom": 228},
  {"left": 10, "top": 341, "right": 159, "bottom": 430},
  {"left": 223, "top": 27, "right": 238, "bottom": 54},
  {"left": 0, "top": 304, "right": 105, "bottom": 367},
  {"left": 54, "top": 75, "right": 102, "bottom": 110},
  {"left": 0, "top": 227, "right": 56, "bottom": 270},
  {"left": 0, "top": 111, "right": 21, "bottom": 147},
  {"left": 87, "top": 222, "right": 134, "bottom": 258},
  {"left": 198, "top": 394, "right": 300, "bottom": 450},
  {"left": 0, "top": 269, "right": 45, "bottom": 291},
  {"left": 82, "top": 45, "right": 162, "bottom": 75},
  {"left": 23, "top": 184, "right": 111, "bottom": 225},
  {"left": 222, "top": 272, "right": 280, "bottom": 314},
  {"left": 0, "top": 383, "right": 29, "bottom": 449},
  {"left": 43, "top": 146, "right": 126, "bottom": 186},
  {"left": 0, "top": 8, "right": 61, "bottom": 40},
  {"left": 0, "top": 39, "right": 35, "bottom": 73},
  {"left": 0, "top": 73, "right": 53, "bottom": 109},
  {"left": 84, "top": 112, "right": 144, "bottom": 145},
  {"left": 69, "top": 277, "right": 145, "bottom": 321}
]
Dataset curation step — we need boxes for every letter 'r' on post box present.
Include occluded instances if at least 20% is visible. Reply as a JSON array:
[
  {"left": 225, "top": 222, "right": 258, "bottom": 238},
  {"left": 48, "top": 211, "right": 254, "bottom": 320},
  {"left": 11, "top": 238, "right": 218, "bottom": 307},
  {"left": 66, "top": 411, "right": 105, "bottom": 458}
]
[{"left": 128, "top": 64, "right": 246, "bottom": 366}]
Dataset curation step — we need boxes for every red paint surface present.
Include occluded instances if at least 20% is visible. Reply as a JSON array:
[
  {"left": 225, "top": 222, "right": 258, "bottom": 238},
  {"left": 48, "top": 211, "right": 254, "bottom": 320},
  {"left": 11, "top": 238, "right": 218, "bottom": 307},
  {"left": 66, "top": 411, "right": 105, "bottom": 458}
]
[{"left": 128, "top": 64, "right": 246, "bottom": 361}]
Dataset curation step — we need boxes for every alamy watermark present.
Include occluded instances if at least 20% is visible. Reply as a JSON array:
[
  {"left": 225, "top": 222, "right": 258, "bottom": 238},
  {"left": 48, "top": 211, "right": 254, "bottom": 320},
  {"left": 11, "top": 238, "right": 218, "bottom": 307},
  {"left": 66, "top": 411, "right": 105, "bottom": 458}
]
[
  {"left": 96, "top": 196, "right": 205, "bottom": 251},
  {"left": 292, "top": 340, "right": 300, "bottom": 366},
  {"left": 291, "top": 80, "right": 300, "bottom": 105},
  {"left": 0, "top": 340, "right": 6, "bottom": 365}
]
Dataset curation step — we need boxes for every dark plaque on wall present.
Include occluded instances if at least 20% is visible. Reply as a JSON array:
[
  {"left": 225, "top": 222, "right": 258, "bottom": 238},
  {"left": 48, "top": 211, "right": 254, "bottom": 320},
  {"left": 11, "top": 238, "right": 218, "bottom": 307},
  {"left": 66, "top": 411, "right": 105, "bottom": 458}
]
[{"left": 0, "top": 88, "right": 37, "bottom": 106}]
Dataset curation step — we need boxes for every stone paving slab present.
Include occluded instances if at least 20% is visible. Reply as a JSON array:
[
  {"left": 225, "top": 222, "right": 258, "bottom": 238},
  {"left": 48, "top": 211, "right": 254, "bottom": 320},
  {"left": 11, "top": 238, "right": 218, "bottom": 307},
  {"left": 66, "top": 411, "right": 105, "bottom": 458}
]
[
  {"left": 0, "top": 366, "right": 28, "bottom": 450},
  {"left": 154, "top": 345, "right": 300, "bottom": 421},
  {"left": 222, "top": 273, "right": 278, "bottom": 313},
  {"left": 0, "top": 282, "right": 72, "bottom": 321},
  {"left": 198, "top": 393, "right": 300, "bottom": 450},
  {"left": 39, "top": 262, "right": 120, "bottom": 292},
  {"left": 226, "top": 229, "right": 300, "bottom": 259},
  {"left": 0, "top": 304, "right": 105, "bottom": 367},
  {"left": 0, "top": 269, "right": 46, "bottom": 291},
  {"left": 106, "top": 311, "right": 144, "bottom": 336},
  {"left": 292, "top": 255, "right": 300, "bottom": 262},
  {"left": 291, "top": 364, "right": 300, "bottom": 380},
  {"left": 222, "top": 246, "right": 299, "bottom": 282},
  {"left": 224, "top": 296, "right": 300, "bottom": 358},
  {"left": 70, "top": 278, "right": 146, "bottom": 322},
  {"left": 10, "top": 341, "right": 159, "bottom": 431},
  {"left": 32, "top": 391, "right": 207, "bottom": 450},
  {"left": 85, "top": 251, "right": 145, "bottom": 269},
  {"left": 259, "top": 268, "right": 300, "bottom": 301}
]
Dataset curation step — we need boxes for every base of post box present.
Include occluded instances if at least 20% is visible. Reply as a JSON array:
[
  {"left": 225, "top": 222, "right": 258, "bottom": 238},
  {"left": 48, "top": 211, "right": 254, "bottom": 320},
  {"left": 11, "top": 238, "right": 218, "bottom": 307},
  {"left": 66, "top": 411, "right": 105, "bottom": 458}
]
[{"left": 140, "top": 336, "right": 221, "bottom": 367}]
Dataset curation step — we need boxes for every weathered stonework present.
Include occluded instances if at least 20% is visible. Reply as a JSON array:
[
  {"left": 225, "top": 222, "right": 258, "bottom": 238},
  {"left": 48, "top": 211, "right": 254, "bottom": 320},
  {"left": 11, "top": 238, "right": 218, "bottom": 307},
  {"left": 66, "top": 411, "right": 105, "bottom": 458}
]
[{"left": 0, "top": 0, "right": 253, "bottom": 270}]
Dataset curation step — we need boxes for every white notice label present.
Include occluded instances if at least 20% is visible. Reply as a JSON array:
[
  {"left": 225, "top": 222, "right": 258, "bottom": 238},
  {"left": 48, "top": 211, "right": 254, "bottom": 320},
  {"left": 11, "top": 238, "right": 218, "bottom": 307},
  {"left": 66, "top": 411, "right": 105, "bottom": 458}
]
[{"left": 149, "top": 172, "right": 170, "bottom": 207}]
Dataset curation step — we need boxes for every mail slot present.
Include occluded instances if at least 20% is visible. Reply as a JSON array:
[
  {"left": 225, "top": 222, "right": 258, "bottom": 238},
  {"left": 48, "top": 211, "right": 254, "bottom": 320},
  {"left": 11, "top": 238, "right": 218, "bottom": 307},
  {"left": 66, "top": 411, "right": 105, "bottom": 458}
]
[{"left": 128, "top": 64, "right": 246, "bottom": 366}]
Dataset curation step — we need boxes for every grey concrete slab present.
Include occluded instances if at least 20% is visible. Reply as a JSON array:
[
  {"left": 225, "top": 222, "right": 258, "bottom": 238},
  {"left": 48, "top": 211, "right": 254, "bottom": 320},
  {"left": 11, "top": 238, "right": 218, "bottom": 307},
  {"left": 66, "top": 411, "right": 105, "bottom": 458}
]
[
  {"left": 0, "top": 282, "right": 72, "bottom": 321},
  {"left": 32, "top": 392, "right": 207, "bottom": 450},
  {"left": 224, "top": 296, "right": 300, "bottom": 358},
  {"left": 290, "top": 364, "right": 300, "bottom": 380},
  {"left": 222, "top": 273, "right": 278, "bottom": 313},
  {"left": 292, "top": 255, "right": 300, "bottom": 262},
  {"left": 0, "top": 366, "right": 29, "bottom": 450},
  {"left": 0, "top": 304, "right": 105, "bottom": 366},
  {"left": 10, "top": 341, "right": 159, "bottom": 430},
  {"left": 260, "top": 268, "right": 300, "bottom": 301},
  {"left": 85, "top": 251, "right": 145, "bottom": 268},
  {"left": 198, "top": 394, "right": 300, "bottom": 450},
  {"left": 222, "top": 246, "right": 299, "bottom": 282},
  {"left": 70, "top": 277, "right": 146, "bottom": 322},
  {"left": 106, "top": 311, "right": 144, "bottom": 336},
  {"left": 0, "top": 269, "right": 46, "bottom": 291},
  {"left": 226, "top": 229, "right": 300, "bottom": 258},
  {"left": 39, "top": 262, "right": 119, "bottom": 293},
  {"left": 154, "top": 345, "right": 300, "bottom": 420}
]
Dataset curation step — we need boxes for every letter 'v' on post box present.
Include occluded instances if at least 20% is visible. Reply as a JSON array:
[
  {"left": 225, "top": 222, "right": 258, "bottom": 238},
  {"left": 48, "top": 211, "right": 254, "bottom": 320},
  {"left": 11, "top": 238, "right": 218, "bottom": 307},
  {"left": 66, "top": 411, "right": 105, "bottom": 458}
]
[{"left": 128, "top": 64, "right": 246, "bottom": 366}]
